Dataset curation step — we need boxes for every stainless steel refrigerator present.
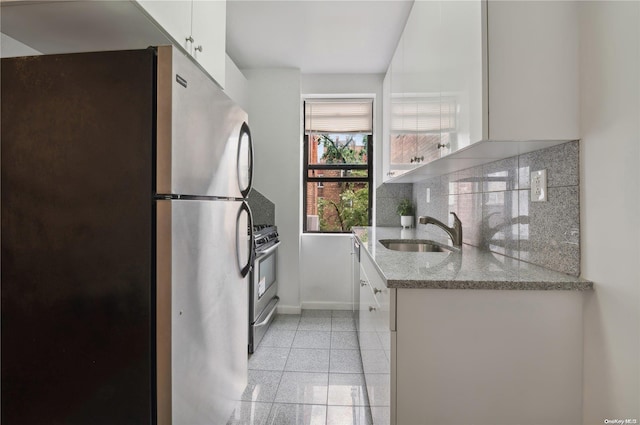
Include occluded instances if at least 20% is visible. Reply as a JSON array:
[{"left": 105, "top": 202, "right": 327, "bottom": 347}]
[{"left": 1, "top": 46, "right": 253, "bottom": 425}]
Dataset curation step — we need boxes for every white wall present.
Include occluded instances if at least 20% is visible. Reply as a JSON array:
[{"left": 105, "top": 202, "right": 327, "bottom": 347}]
[
  {"left": 300, "top": 235, "right": 353, "bottom": 310},
  {"left": 244, "top": 68, "right": 302, "bottom": 313},
  {"left": 300, "top": 74, "right": 384, "bottom": 309},
  {"left": 224, "top": 54, "right": 249, "bottom": 112},
  {"left": 0, "top": 32, "right": 41, "bottom": 57},
  {"left": 579, "top": 2, "right": 640, "bottom": 422}
]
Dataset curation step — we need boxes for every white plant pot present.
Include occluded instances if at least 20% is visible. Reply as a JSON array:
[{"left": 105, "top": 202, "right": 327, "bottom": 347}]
[{"left": 400, "top": 215, "right": 413, "bottom": 228}]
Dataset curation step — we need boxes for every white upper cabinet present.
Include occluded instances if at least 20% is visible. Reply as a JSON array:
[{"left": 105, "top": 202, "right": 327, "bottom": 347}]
[
  {"left": 384, "top": 1, "right": 445, "bottom": 182},
  {"left": 0, "top": 1, "right": 227, "bottom": 88},
  {"left": 190, "top": 1, "right": 226, "bottom": 89},
  {"left": 383, "top": 0, "right": 579, "bottom": 183},
  {"left": 136, "top": 1, "right": 192, "bottom": 50},
  {"left": 487, "top": 0, "right": 578, "bottom": 140},
  {"left": 137, "top": 0, "right": 227, "bottom": 88},
  {"left": 440, "top": 0, "right": 483, "bottom": 150}
]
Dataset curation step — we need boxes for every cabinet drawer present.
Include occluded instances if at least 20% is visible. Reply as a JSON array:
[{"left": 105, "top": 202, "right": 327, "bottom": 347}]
[{"left": 360, "top": 252, "right": 396, "bottom": 331}]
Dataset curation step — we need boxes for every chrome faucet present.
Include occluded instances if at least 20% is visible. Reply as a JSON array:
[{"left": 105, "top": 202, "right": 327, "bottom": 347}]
[{"left": 418, "top": 212, "right": 463, "bottom": 247}]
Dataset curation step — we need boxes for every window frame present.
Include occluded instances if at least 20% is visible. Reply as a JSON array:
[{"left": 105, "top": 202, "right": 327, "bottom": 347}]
[{"left": 303, "top": 132, "right": 373, "bottom": 233}]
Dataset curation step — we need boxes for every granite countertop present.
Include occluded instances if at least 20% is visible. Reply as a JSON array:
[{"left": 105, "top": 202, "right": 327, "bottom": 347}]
[{"left": 353, "top": 226, "right": 593, "bottom": 290}]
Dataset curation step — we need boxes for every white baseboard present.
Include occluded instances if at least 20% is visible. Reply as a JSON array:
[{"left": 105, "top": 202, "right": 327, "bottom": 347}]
[
  {"left": 301, "top": 301, "right": 353, "bottom": 311},
  {"left": 277, "top": 304, "right": 302, "bottom": 315}
]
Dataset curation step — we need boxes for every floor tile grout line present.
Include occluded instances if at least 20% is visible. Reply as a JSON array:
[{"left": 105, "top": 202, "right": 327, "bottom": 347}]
[
  {"left": 251, "top": 311, "right": 373, "bottom": 424},
  {"left": 265, "top": 314, "right": 298, "bottom": 423}
]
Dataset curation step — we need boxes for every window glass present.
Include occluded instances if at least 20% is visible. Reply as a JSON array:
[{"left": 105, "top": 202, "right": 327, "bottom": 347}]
[{"left": 303, "top": 99, "right": 373, "bottom": 233}]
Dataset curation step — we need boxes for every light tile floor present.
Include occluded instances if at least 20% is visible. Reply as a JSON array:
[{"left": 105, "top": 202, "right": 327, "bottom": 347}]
[{"left": 227, "top": 310, "right": 373, "bottom": 425}]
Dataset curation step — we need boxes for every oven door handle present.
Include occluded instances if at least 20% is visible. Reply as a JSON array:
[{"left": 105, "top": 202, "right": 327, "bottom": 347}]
[
  {"left": 254, "top": 296, "right": 279, "bottom": 327},
  {"left": 255, "top": 241, "right": 281, "bottom": 260}
]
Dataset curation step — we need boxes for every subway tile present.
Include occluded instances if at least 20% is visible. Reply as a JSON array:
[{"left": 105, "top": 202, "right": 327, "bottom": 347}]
[{"left": 519, "top": 140, "right": 579, "bottom": 189}]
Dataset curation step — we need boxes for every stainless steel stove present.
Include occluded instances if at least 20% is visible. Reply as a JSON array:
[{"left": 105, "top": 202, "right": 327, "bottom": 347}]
[{"left": 249, "top": 224, "right": 280, "bottom": 353}]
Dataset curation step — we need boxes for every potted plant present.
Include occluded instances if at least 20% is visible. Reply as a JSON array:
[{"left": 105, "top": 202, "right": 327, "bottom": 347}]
[{"left": 397, "top": 198, "right": 414, "bottom": 228}]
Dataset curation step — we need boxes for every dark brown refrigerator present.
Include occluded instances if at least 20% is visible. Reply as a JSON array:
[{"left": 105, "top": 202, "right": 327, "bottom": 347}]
[{"left": 1, "top": 47, "right": 254, "bottom": 425}]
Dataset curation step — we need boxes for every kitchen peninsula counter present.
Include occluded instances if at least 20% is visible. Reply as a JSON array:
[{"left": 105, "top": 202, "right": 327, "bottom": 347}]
[{"left": 353, "top": 226, "right": 592, "bottom": 290}]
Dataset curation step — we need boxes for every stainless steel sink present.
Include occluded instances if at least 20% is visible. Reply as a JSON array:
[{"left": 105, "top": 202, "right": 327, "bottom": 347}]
[{"left": 379, "top": 239, "right": 452, "bottom": 253}]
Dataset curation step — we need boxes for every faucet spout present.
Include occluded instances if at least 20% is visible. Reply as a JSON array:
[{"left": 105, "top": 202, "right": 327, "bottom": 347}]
[{"left": 417, "top": 212, "right": 463, "bottom": 247}]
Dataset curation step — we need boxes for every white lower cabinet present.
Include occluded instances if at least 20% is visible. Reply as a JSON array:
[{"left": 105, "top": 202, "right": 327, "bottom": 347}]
[
  {"left": 359, "top": 254, "right": 394, "bottom": 425},
  {"left": 359, "top": 251, "right": 583, "bottom": 425},
  {"left": 395, "top": 289, "right": 583, "bottom": 425}
]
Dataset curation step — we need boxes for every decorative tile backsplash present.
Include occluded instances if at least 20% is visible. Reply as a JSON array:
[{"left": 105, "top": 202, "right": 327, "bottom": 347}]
[{"left": 379, "top": 141, "right": 580, "bottom": 276}]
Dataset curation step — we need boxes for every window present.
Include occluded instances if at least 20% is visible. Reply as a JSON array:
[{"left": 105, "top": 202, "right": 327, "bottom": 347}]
[{"left": 303, "top": 99, "right": 373, "bottom": 233}]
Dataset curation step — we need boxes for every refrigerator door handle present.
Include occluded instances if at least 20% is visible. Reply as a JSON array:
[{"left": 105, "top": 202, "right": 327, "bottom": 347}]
[
  {"left": 237, "top": 122, "right": 253, "bottom": 198},
  {"left": 236, "top": 201, "right": 254, "bottom": 278}
]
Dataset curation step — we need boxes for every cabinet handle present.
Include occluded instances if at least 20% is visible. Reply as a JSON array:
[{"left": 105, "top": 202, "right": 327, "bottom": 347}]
[
  {"left": 194, "top": 45, "right": 203, "bottom": 53},
  {"left": 185, "top": 36, "right": 195, "bottom": 43},
  {"left": 373, "top": 288, "right": 382, "bottom": 294},
  {"left": 360, "top": 280, "right": 367, "bottom": 287},
  {"left": 369, "top": 306, "right": 377, "bottom": 312},
  {"left": 437, "top": 143, "right": 450, "bottom": 149}
]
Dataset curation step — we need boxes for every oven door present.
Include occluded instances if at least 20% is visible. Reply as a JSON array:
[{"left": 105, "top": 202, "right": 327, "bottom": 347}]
[{"left": 249, "top": 242, "right": 280, "bottom": 353}]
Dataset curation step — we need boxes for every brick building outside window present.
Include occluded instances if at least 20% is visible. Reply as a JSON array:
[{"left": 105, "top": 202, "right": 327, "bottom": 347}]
[{"left": 303, "top": 99, "right": 373, "bottom": 233}]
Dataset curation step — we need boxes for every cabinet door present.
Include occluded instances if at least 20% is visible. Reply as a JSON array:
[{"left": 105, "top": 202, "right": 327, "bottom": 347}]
[
  {"left": 191, "top": 0, "right": 226, "bottom": 88},
  {"left": 387, "top": 1, "right": 444, "bottom": 178},
  {"left": 358, "top": 266, "right": 378, "bottom": 354},
  {"left": 440, "top": 0, "right": 483, "bottom": 152},
  {"left": 388, "top": 33, "right": 409, "bottom": 179},
  {"left": 381, "top": 71, "right": 393, "bottom": 182},
  {"left": 137, "top": 0, "right": 192, "bottom": 51},
  {"left": 359, "top": 260, "right": 391, "bottom": 425},
  {"left": 487, "top": 0, "right": 578, "bottom": 141}
]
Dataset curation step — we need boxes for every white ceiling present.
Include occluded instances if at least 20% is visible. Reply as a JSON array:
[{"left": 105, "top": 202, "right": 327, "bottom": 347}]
[{"left": 226, "top": 0, "right": 414, "bottom": 74}]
